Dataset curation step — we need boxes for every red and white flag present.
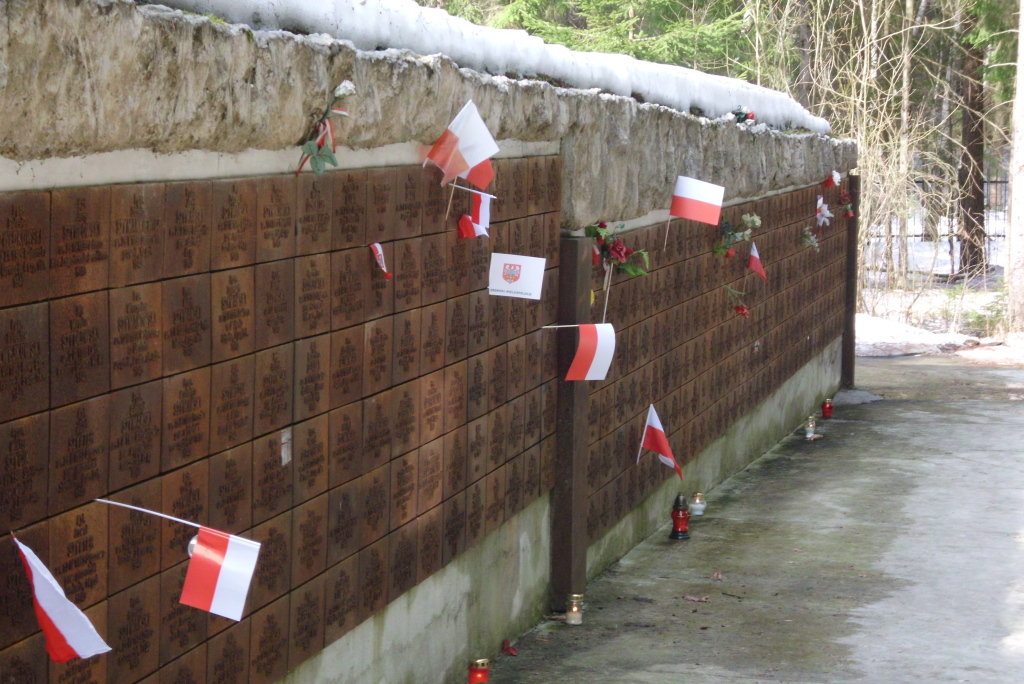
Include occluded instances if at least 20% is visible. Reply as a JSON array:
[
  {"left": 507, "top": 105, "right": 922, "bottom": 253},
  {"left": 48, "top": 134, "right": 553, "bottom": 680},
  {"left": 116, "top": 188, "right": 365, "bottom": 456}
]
[
  {"left": 12, "top": 535, "right": 111, "bottom": 662},
  {"left": 748, "top": 242, "right": 767, "bottom": 280},
  {"left": 458, "top": 192, "right": 491, "bottom": 238},
  {"left": 669, "top": 176, "right": 725, "bottom": 226},
  {"left": 637, "top": 405, "right": 683, "bottom": 480},
  {"left": 369, "top": 243, "right": 392, "bottom": 280},
  {"left": 565, "top": 323, "right": 616, "bottom": 381},
  {"left": 592, "top": 245, "right": 602, "bottom": 267},
  {"left": 822, "top": 170, "right": 840, "bottom": 188},
  {"left": 425, "top": 101, "right": 499, "bottom": 188},
  {"left": 180, "top": 527, "right": 261, "bottom": 621}
]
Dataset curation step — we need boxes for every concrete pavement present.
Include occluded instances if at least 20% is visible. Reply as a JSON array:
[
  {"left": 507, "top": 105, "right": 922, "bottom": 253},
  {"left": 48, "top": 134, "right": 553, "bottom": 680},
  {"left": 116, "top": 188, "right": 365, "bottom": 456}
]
[{"left": 490, "top": 356, "right": 1024, "bottom": 683}]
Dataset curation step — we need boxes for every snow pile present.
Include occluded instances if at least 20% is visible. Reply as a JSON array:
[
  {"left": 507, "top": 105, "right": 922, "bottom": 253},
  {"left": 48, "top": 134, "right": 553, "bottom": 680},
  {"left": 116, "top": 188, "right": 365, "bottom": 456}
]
[
  {"left": 956, "top": 334, "right": 1024, "bottom": 367},
  {"left": 856, "top": 314, "right": 978, "bottom": 357},
  {"left": 157, "top": 0, "right": 831, "bottom": 134}
]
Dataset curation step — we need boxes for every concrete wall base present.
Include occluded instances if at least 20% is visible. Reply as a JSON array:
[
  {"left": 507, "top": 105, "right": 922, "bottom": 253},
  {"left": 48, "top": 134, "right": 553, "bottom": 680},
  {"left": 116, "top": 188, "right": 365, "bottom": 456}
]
[
  {"left": 586, "top": 337, "right": 842, "bottom": 579},
  {"left": 282, "top": 495, "right": 551, "bottom": 684}
]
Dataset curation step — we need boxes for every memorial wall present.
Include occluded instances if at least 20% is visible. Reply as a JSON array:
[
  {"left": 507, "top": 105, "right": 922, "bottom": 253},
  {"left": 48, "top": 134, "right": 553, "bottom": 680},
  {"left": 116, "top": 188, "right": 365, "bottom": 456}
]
[{"left": 0, "top": 156, "right": 563, "bottom": 684}]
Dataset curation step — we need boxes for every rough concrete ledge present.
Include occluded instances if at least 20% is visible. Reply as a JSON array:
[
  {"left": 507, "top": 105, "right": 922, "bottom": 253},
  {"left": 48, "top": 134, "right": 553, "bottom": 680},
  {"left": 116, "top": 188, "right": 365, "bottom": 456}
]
[
  {"left": 0, "top": 0, "right": 855, "bottom": 226},
  {"left": 587, "top": 337, "right": 842, "bottom": 579},
  {"left": 281, "top": 494, "right": 551, "bottom": 684}
]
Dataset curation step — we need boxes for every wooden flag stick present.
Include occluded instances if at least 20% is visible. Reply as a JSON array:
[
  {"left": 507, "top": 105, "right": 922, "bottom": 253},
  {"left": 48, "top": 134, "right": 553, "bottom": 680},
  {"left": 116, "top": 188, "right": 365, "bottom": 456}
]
[
  {"left": 601, "top": 264, "right": 613, "bottom": 324},
  {"left": 541, "top": 324, "right": 586, "bottom": 329},
  {"left": 443, "top": 184, "right": 456, "bottom": 222},
  {"left": 663, "top": 218, "right": 672, "bottom": 249},
  {"left": 95, "top": 498, "right": 201, "bottom": 529}
]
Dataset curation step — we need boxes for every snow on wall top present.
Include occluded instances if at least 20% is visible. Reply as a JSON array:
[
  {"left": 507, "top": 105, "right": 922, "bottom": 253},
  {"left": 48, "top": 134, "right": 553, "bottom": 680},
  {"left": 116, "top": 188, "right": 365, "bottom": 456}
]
[{"left": 159, "top": 0, "right": 831, "bottom": 135}]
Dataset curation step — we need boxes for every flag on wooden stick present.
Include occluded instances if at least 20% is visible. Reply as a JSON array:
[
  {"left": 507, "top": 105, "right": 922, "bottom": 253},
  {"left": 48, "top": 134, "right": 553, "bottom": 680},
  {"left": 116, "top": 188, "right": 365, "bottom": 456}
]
[
  {"left": 370, "top": 243, "right": 392, "bottom": 279},
  {"left": 637, "top": 405, "right": 683, "bottom": 480},
  {"left": 180, "top": 527, "right": 261, "bottom": 621},
  {"left": 670, "top": 176, "right": 724, "bottom": 226},
  {"left": 565, "top": 323, "right": 616, "bottom": 381},
  {"left": 748, "top": 242, "right": 767, "bottom": 280},
  {"left": 12, "top": 535, "right": 111, "bottom": 662},
  {"left": 458, "top": 192, "right": 491, "bottom": 238},
  {"left": 425, "top": 101, "right": 499, "bottom": 188}
]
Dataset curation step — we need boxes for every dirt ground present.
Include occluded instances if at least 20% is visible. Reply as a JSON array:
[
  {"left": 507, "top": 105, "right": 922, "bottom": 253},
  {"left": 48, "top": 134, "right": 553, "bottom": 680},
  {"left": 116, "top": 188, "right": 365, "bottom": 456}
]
[{"left": 489, "top": 355, "right": 1024, "bottom": 683}]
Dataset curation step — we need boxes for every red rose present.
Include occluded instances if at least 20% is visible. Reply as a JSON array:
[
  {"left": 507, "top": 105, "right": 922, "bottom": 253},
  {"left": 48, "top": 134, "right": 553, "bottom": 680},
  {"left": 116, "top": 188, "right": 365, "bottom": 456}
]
[
  {"left": 596, "top": 237, "right": 605, "bottom": 246},
  {"left": 725, "top": 248, "right": 735, "bottom": 258},
  {"left": 746, "top": 112, "right": 755, "bottom": 120},
  {"left": 598, "top": 221, "right": 608, "bottom": 229},
  {"left": 623, "top": 246, "right": 635, "bottom": 257},
  {"left": 734, "top": 304, "right": 750, "bottom": 318},
  {"left": 844, "top": 210, "right": 855, "bottom": 219},
  {"left": 607, "top": 240, "right": 629, "bottom": 263}
]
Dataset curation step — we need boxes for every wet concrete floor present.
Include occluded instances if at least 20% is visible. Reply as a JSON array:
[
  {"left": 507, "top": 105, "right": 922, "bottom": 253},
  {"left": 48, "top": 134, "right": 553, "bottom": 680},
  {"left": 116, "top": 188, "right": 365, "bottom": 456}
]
[{"left": 491, "top": 356, "right": 1024, "bottom": 683}]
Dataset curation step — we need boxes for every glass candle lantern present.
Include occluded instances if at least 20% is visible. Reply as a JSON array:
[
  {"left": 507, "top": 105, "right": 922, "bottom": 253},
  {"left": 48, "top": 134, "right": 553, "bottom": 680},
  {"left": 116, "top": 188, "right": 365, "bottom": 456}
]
[
  {"left": 690, "top": 492, "right": 707, "bottom": 516},
  {"left": 187, "top": 535, "right": 198, "bottom": 557},
  {"left": 805, "top": 416, "right": 817, "bottom": 439},
  {"left": 822, "top": 398, "right": 833, "bottom": 418},
  {"left": 566, "top": 594, "right": 584, "bottom": 625},
  {"left": 468, "top": 658, "right": 490, "bottom": 683}
]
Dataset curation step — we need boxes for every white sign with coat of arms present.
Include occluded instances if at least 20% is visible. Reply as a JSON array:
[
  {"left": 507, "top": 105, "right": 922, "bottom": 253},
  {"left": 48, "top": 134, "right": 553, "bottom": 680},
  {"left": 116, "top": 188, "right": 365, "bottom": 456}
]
[{"left": 488, "top": 252, "right": 546, "bottom": 300}]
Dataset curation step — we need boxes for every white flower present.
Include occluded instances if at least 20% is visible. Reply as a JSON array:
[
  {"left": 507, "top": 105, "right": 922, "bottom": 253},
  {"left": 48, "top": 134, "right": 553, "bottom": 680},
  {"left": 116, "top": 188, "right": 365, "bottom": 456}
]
[
  {"left": 831, "top": 170, "right": 841, "bottom": 186},
  {"left": 816, "top": 196, "right": 833, "bottom": 227},
  {"left": 333, "top": 81, "right": 356, "bottom": 98}
]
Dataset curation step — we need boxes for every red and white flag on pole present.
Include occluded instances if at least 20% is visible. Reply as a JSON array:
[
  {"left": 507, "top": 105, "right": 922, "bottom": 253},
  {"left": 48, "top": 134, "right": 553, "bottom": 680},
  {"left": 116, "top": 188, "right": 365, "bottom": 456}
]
[
  {"left": 822, "top": 170, "right": 841, "bottom": 188},
  {"left": 180, "top": 527, "right": 261, "bottom": 621},
  {"left": 669, "top": 176, "right": 725, "bottom": 226},
  {"left": 565, "top": 323, "right": 616, "bottom": 381},
  {"left": 637, "top": 405, "right": 683, "bottom": 480},
  {"left": 425, "top": 101, "right": 499, "bottom": 189},
  {"left": 12, "top": 535, "right": 111, "bottom": 662},
  {"left": 369, "top": 243, "right": 392, "bottom": 280},
  {"left": 748, "top": 242, "right": 767, "bottom": 280},
  {"left": 458, "top": 192, "right": 491, "bottom": 238}
]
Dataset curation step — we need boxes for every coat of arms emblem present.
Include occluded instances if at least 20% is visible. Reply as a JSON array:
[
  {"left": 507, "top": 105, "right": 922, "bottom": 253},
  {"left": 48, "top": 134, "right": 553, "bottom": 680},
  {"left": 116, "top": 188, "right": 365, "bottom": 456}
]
[{"left": 502, "top": 263, "right": 522, "bottom": 284}]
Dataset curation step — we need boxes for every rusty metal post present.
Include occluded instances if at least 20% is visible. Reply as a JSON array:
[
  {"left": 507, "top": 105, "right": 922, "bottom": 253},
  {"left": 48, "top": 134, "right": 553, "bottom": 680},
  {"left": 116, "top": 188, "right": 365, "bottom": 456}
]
[
  {"left": 550, "top": 237, "right": 590, "bottom": 611},
  {"left": 841, "top": 174, "right": 860, "bottom": 389}
]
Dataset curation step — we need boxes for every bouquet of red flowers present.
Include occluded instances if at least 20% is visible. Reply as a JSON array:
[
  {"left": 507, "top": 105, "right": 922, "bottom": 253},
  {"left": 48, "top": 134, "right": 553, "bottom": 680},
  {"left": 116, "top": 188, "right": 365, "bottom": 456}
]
[
  {"left": 586, "top": 222, "right": 650, "bottom": 277},
  {"left": 839, "top": 191, "right": 854, "bottom": 219}
]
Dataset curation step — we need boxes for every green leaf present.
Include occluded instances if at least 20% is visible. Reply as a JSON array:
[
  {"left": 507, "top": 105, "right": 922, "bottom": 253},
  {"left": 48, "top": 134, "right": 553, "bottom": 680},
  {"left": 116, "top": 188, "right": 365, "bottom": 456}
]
[
  {"left": 301, "top": 141, "right": 319, "bottom": 157},
  {"left": 618, "top": 262, "right": 647, "bottom": 277},
  {"left": 635, "top": 249, "right": 650, "bottom": 269},
  {"left": 319, "top": 147, "right": 339, "bottom": 167},
  {"left": 310, "top": 155, "right": 325, "bottom": 175}
]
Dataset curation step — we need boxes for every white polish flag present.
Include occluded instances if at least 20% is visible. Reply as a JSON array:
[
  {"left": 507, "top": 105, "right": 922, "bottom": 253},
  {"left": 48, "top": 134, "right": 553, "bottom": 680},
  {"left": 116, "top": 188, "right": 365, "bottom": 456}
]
[
  {"left": 670, "top": 176, "right": 725, "bottom": 226},
  {"left": 565, "top": 324, "right": 616, "bottom": 381},
  {"left": 12, "top": 535, "right": 111, "bottom": 662},
  {"left": 637, "top": 405, "right": 683, "bottom": 480},
  {"left": 425, "top": 101, "right": 499, "bottom": 188},
  {"left": 369, "top": 243, "right": 392, "bottom": 280},
  {"left": 179, "top": 527, "right": 261, "bottom": 621},
  {"left": 488, "top": 253, "right": 546, "bottom": 300}
]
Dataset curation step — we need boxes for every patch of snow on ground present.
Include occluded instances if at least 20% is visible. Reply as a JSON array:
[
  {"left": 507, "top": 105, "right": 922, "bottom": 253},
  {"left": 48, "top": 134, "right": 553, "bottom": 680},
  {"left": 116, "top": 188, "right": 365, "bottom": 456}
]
[
  {"left": 157, "top": 0, "right": 831, "bottom": 134},
  {"left": 956, "top": 334, "right": 1024, "bottom": 367},
  {"left": 856, "top": 314, "right": 977, "bottom": 357}
]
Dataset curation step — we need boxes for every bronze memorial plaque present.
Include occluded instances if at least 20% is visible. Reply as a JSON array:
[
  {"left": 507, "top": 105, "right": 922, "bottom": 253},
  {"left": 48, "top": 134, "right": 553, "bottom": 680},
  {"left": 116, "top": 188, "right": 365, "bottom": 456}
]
[
  {"left": 420, "top": 233, "right": 447, "bottom": 306},
  {"left": 366, "top": 168, "right": 396, "bottom": 244},
  {"left": 251, "top": 431, "right": 295, "bottom": 525},
  {"left": 466, "top": 352, "right": 490, "bottom": 422},
  {"left": 250, "top": 512, "right": 293, "bottom": 611},
  {"left": 394, "top": 167, "right": 423, "bottom": 240},
  {"left": 358, "top": 537, "right": 388, "bottom": 622},
  {"left": 387, "top": 522, "right": 417, "bottom": 603},
  {"left": 162, "top": 274, "right": 212, "bottom": 374},
  {"left": 108, "top": 182, "right": 164, "bottom": 288},
  {"left": 0, "top": 413, "right": 49, "bottom": 531},
  {"left": 484, "top": 466, "right": 506, "bottom": 535},
  {"left": 361, "top": 389, "right": 393, "bottom": 473},
  {"left": 469, "top": 230, "right": 491, "bottom": 292},
  {"left": 328, "top": 402, "right": 362, "bottom": 487},
  {"left": 161, "top": 367, "right": 211, "bottom": 471},
  {"left": 164, "top": 181, "right": 212, "bottom": 277},
  {"left": 332, "top": 170, "right": 367, "bottom": 250},
  {"left": 443, "top": 360, "right": 467, "bottom": 434},
  {"left": 486, "top": 406, "right": 506, "bottom": 473},
  {"left": 330, "top": 248, "right": 368, "bottom": 330},
  {"left": 443, "top": 426, "right": 468, "bottom": 500},
  {"left": 465, "top": 476, "right": 485, "bottom": 550},
  {"left": 256, "top": 176, "right": 296, "bottom": 262},
  {"left": 417, "top": 505, "right": 443, "bottom": 583},
  {"left": 294, "top": 334, "right": 330, "bottom": 422},
  {"left": 209, "top": 356, "right": 255, "bottom": 454},
  {"left": 419, "top": 370, "right": 445, "bottom": 446},
  {"left": 488, "top": 344, "right": 507, "bottom": 410},
  {"left": 393, "top": 238, "right": 422, "bottom": 313},
  {"left": 106, "top": 575, "right": 161, "bottom": 684},
  {"left": 0, "top": 191, "right": 49, "bottom": 307},
  {"left": 293, "top": 414, "right": 329, "bottom": 504},
  {"left": 392, "top": 310, "right": 421, "bottom": 387},
  {"left": 208, "top": 442, "right": 253, "bottom": 534},
  {"left": 109, "top": 282, "right": 163, "bottom": 389},
  {"left": 159, "top": 562, "right": 208, "bottom": 664},
  {"left": 466, "top": 416, "right": 488, "bottom": 484},
  {"left": 295, "top": 253, "right": 331, "bottom": 339},
  {"left": 417, "top": 438, "right": 443, "bottom": 515},
  {"left": 160, "top": 459, "right": 208, "bottom": 569},
  {"left": 0, "top": 302, "right": 49, "bottom": 422},
  {"left": 248, "top": 595, "right": 290, "bottom": 684},
  {"left": 446, "top": 231, "right": 471, "bottom": 299},
  {"left": 324, "top": 555, "right": 359, "bottom": 644},
  {"left": 290, "top": 494, "right": 328, "bottom": 588},
  {"left": 362, "top": 316, "right": 393, "bottom": 397},
  {"left": 467, "top": 290, "right": 489, "bottom": 357},
  {"left": 329, "top": 325, "right": 363, "bottom": 408},
  {"left": 254, "top": 344, "right": 294, "bottom": 436},
  {"left": 159, "top": 640, "right": 206, "bottom": 683},
  {"left": 364, "top": 242, "right": 394, "bottom": 320},
  {"left": 49, "top": 186, "right": 110, "bottom": 296},
  {"left": 391, "top": 379, "right": 421, "bottom": 458},
  {"left": 327, "top": 479, "right": 361, "bottom": 564},
  {"left": 48, "top": 395, "right": 109, "bottom": 514},
  {"left": 210, "top": 266, "right": 255, "bottom": 363},
  {"left": 211, "top": 178, "right": 257, "bottom": 270},
  {"left": 108, "top": 478, "right": 162, "bottom": 594},
  {"left": 108, "top": 380, "right": 162, "bottom": 491},
  {"left": 442, "top": 491, "right": 467, "bottom": 566},
  {"left": 49, "top": 290, "right": 110, "bottom": 406},
  {"left": 389, "top": 451, "right": 418, "bottom": 531},
  {"left": 296, "top": 174, "right": 333, "bottom": 255},
  {"left": 254, "top": 259, "right": 295, "bottom": 350},
  {"left": 288, "top": 573, "right": 325, "bottom": 671},
  {"left": 48, "top": 501, "right": 108, "bottom": 608},
  {"left": 419, "top": 302, "right": 446, "bottom": 375},
  {"left": 359, "top": 463, "right": 391, "bottom": 546},
  {"left": 445, "top": 295, "right": 469, "bottom": 365},
  {"left": 206, "top": 619, "right": 250, "bottom": 684}
]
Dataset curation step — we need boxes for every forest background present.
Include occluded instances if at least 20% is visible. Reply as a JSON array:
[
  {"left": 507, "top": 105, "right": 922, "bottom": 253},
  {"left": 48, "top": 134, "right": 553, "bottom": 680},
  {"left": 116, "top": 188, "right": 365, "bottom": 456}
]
[{"left": 416, "top": 0, "right": 1021, "bottom": 336}]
